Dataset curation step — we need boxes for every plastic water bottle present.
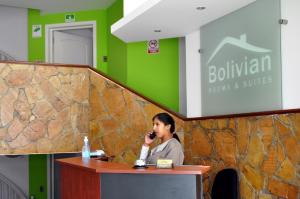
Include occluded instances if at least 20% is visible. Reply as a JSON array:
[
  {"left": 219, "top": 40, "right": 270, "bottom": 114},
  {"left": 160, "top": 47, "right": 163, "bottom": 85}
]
[{"left": 82, "top": 136, "right": 90, "bottom": 161}]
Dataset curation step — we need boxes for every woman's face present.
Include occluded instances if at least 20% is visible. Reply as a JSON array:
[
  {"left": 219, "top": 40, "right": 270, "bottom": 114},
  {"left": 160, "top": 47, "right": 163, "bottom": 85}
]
[{"left": 152, "top": 118, "right": 171, "bottom": 138}]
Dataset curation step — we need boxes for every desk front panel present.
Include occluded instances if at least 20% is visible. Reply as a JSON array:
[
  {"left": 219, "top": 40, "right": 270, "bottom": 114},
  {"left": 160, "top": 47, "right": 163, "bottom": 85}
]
[{"left": 100, "top": 173, "right": 200, "bottom": 199}]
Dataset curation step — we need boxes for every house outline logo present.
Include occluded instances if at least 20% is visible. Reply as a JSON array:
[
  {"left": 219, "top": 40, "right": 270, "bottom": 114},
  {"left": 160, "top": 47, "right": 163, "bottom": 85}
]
[{"left": 206, "top": 34, "right": 272, "bottom": 65}]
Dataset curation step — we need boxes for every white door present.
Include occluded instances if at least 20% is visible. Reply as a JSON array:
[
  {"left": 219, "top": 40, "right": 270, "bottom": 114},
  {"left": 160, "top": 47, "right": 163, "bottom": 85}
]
[{"left": 53, "top": 31, "right": 93, "bottom": 66}]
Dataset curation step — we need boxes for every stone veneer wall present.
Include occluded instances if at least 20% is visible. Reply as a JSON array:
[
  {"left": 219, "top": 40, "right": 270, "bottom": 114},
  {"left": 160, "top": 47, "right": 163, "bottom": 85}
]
[
  {"left": 88, "top": 70, "right": 185, "bottom": 163},
  {"left": 0, "top": 63, "right": 90, "bottom": 154},
  {"left": 184, "top": 116, "right": 299, "bottom": 199},
  {"left": 0, "top": 63, "right": 185, "bottom": 156},
  {"left": 0, "top": 63, "right": 299, "bottom": 198}
]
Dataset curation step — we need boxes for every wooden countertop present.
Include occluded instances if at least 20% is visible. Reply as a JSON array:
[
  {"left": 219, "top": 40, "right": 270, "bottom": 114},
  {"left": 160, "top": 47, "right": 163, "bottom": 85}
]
[{"left": 56, "top": 157, "right": 210, "bottom": 175}]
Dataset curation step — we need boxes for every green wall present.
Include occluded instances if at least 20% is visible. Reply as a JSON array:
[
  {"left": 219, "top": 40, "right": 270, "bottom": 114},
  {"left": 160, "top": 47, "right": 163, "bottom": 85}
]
[
  {"left": 127, "top": 39, "right": 179, "bottom": 111},
  {"left": 28, "top": 0, "right": 179, "bottom": 111},
  {"left": 107, "top": 0, "right": 127, "bottom": 84},
  {"left": 106, "top": 0, "right": 179, "bottom": 112},
  {"left": 27, "top": 3, "right": 179, "bottom": 197},
  {"left": 28, "top": 9, "right": 108, "bottom": 73},
  {"left": 28, "top": 9, "right": 109, "bottom": 199},
  {"left": 29, "top": 155, "right": 47, "bottom": 199}
]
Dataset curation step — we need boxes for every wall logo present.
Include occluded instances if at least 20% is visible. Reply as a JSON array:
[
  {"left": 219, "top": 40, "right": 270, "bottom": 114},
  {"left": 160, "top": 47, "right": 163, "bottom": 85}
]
[
  {"left": 201, "top": 0, "right": 281, "bottom": 116},
  {"left": 206, "top": 34, "right": 273, "bottom": 94}
]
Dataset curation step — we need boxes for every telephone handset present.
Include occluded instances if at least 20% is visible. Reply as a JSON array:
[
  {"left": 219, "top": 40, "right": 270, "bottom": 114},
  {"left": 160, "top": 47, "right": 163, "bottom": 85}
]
[{"left": 149, "top": 131, "right": 156, "bottom": 139}]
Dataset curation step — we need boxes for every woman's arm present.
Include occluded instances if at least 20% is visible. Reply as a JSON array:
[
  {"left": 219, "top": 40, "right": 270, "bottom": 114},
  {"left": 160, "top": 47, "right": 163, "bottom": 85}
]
[
  {"left": 139, "top": 145, "right": 149, "bottom": 160},
  {"left": 139, "top": 133, "right": 155, "bottom": 160}
]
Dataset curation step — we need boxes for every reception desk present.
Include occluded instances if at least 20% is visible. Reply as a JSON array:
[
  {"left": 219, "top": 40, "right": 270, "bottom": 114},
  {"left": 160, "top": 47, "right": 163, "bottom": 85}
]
[{"left": 56, "top": 157, "right": 210, "bottom": 199}]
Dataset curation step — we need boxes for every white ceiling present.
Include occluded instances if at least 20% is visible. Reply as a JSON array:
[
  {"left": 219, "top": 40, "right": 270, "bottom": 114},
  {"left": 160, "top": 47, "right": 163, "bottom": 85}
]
[
  {"left": 0, "top": 0, "right": 117, "bottom": 13},
  {"left": 111, "top": 0, "right": 256, "bottom": 43}
]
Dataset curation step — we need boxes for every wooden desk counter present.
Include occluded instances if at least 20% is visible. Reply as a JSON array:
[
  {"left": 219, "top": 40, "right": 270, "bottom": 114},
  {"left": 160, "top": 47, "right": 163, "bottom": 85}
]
[
  {"left": 56, "top": 157, "right": 210, "bottom": 199},
  {"left": 57, "top": 157, "right": 210, "bottom": 175}
]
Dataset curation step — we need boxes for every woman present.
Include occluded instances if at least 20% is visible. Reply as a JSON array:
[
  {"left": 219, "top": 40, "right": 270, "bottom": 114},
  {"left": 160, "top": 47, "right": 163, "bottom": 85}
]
[{"left": 139, "top": 112, "right": 184, "bottom": 165}]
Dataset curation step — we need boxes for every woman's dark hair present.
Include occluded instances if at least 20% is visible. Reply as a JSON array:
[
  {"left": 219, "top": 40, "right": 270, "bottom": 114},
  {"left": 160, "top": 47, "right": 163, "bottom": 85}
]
[{"left": 152, "top": 112, "right": 180, "bottom": 143}]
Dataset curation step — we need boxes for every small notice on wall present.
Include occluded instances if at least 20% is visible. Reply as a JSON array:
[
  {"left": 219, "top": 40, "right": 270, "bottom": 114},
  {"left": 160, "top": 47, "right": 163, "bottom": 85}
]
[
  {"left": 32, "top": 25, "right": 42, "bottom": 38},
  {"left": 147, "top": 40, "right": 160, "bottom": 54},
  {"left": 65, "top": 14, "right": 75, "bottom": 23}
]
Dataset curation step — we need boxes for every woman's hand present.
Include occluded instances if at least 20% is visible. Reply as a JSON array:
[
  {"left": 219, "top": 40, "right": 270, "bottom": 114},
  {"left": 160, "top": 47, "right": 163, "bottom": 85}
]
[{"left": 144, "top": 132, "right": 154, "bottom": 147}]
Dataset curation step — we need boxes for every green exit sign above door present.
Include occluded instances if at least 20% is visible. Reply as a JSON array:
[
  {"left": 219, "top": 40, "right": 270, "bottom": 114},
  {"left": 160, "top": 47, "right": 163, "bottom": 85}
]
[{"left": 65, "top": 14, "right": 75, "bottom": 23}]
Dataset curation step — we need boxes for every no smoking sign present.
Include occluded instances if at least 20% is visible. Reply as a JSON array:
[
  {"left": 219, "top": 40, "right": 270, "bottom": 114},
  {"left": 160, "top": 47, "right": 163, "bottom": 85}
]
[{"left": 147, "top": 40, "right": 160, "bottom": 54}]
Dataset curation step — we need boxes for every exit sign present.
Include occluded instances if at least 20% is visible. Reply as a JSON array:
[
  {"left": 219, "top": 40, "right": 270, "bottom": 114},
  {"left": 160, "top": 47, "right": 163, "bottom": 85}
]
[{"left": 65, "top": 14, "right": 75, "bottom": 23}]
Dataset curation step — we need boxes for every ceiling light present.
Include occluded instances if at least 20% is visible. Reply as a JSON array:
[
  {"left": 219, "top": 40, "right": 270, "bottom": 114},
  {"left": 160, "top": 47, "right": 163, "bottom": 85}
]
[
  {"left": 154, "top": 30, "right": 161, "bottom": 33},
  {"left": 196, "top": 7, "right": 206, "bottom": 10}
]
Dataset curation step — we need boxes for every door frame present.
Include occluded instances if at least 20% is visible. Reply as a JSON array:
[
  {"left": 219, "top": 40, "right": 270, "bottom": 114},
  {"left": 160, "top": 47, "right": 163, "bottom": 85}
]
[{"left": 45, "top": 21, "right": 97, "bottom": 68}]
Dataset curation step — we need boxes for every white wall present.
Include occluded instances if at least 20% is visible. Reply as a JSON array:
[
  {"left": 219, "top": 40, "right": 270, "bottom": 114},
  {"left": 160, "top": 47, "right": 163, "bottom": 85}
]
[
  {"left": 281, "top": 0, "right": 300, "bottom": 109},
  {"left": 123, "top": 0, "right": 149, "bottom": 16},
  {"left": 0, "top": 156, "right": 29, "bottom": 196},
  {"left": 61, "top": 28, "right": 93, "bottom": 39},
  {"left": 185, "top": 30, "right": 202, "bottom": 117},
  {"left": 0, "top": 5, "right": 28, "bottom": 61},
  {"left": 179, "top": 37, "right": 187, "bottom": 116},
  {"left": 182, "top": 0, "right": 300, "bottom": 117}
]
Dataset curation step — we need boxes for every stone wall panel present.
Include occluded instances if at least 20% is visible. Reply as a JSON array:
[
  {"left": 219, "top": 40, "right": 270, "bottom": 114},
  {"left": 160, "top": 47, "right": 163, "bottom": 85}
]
[
  {"left": 236, "top": 118, "right": 250, "bottom": 155},
  {"left": 0, "top": 63, "right": 90, "bottom": 154},
  {"left": 0, "top": 78, "right": 8, "bottom": 95},
  {"left": 0, "top": 88, "right": 18, "bottom": 126},
  {"left": 0, "top": 64, "right": 12, "bottom": 78},
  {"left": 6, "top": 69, "right": 33, "bottom": 87},
  {"left": 185, "top": 115, "right": 300, "bottom": 199},
  {"left": 284, "top": 136, "right": 300, "bottom": 165},
  {"left": 268, "top": 178, "right": 299, "bottom": 198},
  {"left": 191, "top": 127, "right": 212, "bottom": 157},
  {"left": 262, "top": 145, "right": 277, "bottom": 175},
  {"left": 290, "top": 114, "right": 300, "bottom": 141},
  {"left": 0, "top": 63, "right": 298, "bottom": 199},
  {"left": 7, "top": 118, "right": 25, "bottom": 140}
]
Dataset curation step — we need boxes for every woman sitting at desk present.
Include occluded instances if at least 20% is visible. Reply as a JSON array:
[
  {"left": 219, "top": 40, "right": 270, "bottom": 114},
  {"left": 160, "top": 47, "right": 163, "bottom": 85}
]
[{"left": 139, "top": 112, "right": 184, "bottom": 165}]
